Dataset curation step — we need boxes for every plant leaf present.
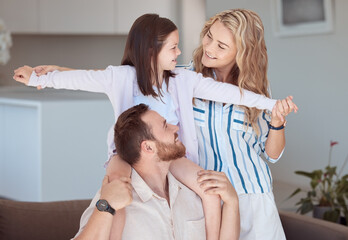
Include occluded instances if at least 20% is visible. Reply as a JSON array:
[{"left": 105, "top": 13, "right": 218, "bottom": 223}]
[{"left": 287, "top": 188, "right": 302, "bottom": 199}]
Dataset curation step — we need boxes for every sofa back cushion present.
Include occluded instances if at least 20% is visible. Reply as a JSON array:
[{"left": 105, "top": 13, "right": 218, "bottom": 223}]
[{"left": 0, "top": 199, "right": 90, "bottom": 240}]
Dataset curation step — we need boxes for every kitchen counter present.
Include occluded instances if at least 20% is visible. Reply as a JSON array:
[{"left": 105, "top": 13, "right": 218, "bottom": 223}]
[
  {"left": 0, "top": 85, "right": 108, "bottom": 102},
  {"left": 0, "top": 86, "right": 114, "bottom": 202}
]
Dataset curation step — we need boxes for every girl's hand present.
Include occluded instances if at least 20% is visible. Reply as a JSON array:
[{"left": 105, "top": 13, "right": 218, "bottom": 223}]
[
  {"left": 34, "top": 65, "right": 60, "bottom": 76},
  {"left": 197, "top": 170, "right": 237, "bottom": 205},
  {"left": 13, "top": 65, "right": 34, "bottom": 85},
  {"left": 271, "top": 96, "right": 298, "bottom": 126}
]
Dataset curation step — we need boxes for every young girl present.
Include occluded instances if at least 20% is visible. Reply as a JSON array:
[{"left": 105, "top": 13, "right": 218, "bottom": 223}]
[
  {"left": 14, "top": 13, "right": 281, "bottom": 239},
  {"left": 191, "top": 9, "right": 297, "bottom": 239}
]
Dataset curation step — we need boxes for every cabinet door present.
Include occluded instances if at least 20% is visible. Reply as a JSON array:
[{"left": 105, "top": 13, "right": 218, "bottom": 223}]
[
  {"left": 114, "top": 0, "right": 178, "bottom": 34},
  {"left": 39, "top": 0, "right": 114, "bottom": 34},
  {"left": 0, "top": 0, "right": 39, "bottom": 33}
]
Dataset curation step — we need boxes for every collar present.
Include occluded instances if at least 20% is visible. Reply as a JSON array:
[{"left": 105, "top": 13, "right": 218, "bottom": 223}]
[{"left": 131, "top": 168, "right": 181, "bottom": 203}]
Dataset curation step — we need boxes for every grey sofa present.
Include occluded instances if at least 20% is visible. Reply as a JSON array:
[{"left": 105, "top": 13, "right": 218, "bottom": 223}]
[{"left": 1, "top": 199, "right": 348, "bottom": 240}]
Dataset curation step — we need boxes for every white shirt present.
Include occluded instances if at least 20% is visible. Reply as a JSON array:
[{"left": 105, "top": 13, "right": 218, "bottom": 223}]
[
  {"left": 75, "top": 169, "right": 206, "bottom": 240},
  {"left": 28, "top": 66, "right": 276, "bottom": 164}
]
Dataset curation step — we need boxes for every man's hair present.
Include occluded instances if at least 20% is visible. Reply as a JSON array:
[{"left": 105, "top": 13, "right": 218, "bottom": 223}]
[{"left": 114, "top": 104, "right": 155, "bottom": 165}]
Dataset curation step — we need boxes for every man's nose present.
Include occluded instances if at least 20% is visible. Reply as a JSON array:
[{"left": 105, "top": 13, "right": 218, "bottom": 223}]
[{"left": 169, "top": 124, "right": 179, "bottom": 132}]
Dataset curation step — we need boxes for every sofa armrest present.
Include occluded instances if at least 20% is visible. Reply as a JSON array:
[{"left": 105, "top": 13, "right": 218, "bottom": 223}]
[
  {"left": 0, "top": 199, "right": 91, "bottom": 240},
  {"left": 279, "top": 210, "right": 348, "bottom": 240}
]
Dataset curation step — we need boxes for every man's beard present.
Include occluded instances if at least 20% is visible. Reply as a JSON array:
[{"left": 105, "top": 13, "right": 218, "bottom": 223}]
[{"left": 155, "top": 140, "right": 186, "bottom": 161}]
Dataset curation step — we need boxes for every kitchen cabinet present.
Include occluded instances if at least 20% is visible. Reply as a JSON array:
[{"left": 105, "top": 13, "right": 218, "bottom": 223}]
[
  {"left": 0, "top": 0, "right": 178, "bottom": 34},
  {"left": 0, "top": 87, "right": 114, "bottom": 201},
  {"left": 39, "top": 0, "right": 114, "bottom": 34},
  {"left": 0, "top": 0, "right": 39, "bottom": 33}
]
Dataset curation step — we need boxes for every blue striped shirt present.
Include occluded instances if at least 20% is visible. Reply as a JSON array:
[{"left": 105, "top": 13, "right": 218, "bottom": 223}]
[{"left": 193, "top": 98, "right": 282, "bottom": 194}]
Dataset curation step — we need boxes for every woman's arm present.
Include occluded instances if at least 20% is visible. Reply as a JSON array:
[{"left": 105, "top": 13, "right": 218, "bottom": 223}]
[
  {"left": 34, "top": 65, "right": 75, "bottom": 76},
  {"left": 197, "top": 170, "right": 240, "bottom": 240},
  {"left": 265, "top": 96, "right": 298, "bottom": 159},
  {"left": 170, "top": 157, "right": 221, "bottom": 240}
]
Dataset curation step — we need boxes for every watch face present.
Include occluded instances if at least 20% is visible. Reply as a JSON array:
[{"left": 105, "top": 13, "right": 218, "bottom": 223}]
[{"left": 97, "top": 199, "right": 109, "bottom": 211}]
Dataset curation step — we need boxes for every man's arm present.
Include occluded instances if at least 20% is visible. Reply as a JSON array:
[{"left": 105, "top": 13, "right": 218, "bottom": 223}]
[
  {"left": 75, "top": 176, "right": 132, "bottom": 240},
  {"left": 197, "top": 170, "right": 240, "bottom": 240}
]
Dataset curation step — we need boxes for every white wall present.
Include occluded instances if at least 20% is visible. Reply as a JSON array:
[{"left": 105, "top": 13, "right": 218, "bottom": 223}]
[{"left": 205, "top": 0, "right": 348, "bottom": 190}]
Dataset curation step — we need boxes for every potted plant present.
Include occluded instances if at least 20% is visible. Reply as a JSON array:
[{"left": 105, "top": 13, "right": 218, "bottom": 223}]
[{"left": 289, "top": 141, "right": 348, "bottom": 225}]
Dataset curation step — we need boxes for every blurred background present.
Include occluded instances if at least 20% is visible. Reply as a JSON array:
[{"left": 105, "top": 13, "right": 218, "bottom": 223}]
[{"left": 0, "top": 0, "right": 347, "bottom": 213}]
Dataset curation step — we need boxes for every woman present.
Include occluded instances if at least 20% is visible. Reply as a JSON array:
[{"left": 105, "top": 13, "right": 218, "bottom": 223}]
[{"left": 192, "top": 9, "right": 295, "bottom": 239}]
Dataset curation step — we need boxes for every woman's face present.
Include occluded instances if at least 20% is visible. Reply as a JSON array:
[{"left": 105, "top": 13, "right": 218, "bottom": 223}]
[
  {"left": 157, "top": 30, "right": 181, "bottom": 73},
  {"left": 201, "top": 20, "right": 237, "bottom": 72}
]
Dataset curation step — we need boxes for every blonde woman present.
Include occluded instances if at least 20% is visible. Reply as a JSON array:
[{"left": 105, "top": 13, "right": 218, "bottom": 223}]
[{"left": 192, "top": 9, "right": 297, "bottom": 239}]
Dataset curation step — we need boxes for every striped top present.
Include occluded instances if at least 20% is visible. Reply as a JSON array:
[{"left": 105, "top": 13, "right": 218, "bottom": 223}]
[{"left": 193, "top": 98, "right": 283, "bottom": 194}]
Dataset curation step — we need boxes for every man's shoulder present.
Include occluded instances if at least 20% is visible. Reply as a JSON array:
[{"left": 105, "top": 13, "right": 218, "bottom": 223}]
[{"left": 168, "top": 172, "right": 201, "bottom": 200}]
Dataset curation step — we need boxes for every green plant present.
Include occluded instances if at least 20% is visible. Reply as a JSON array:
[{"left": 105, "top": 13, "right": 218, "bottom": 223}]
[{"left": 289, "top": 141, "right": 348, "bottom": 225}]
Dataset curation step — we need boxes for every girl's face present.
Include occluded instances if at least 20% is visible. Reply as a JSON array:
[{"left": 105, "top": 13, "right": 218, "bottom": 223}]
[
  {"left": 157, "top": 30, "right": 181, "bottom": 73},
  {"left": 201, "top": 21, "right": 237, "bottom": 72}
]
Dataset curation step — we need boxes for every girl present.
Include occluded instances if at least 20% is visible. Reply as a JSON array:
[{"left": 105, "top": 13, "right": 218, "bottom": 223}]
[
  {"left": 13, "top": 13, "right": 283, "bottom": 239},
  {"left": 192, "top": 9, "right": 297, "bottom": 239}
]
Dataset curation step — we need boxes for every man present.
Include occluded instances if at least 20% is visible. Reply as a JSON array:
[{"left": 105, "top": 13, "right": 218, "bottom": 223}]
[{"left": 75, "top": 104, "right": 239, "bottom": 240}]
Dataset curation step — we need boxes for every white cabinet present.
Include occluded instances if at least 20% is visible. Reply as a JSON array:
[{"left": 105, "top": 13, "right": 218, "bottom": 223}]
[
  {"left": 0, "top": 87, "right": 114, "bottom": 201},
  {"left": 0, "top": 0, "right": 39, "bottom": 33},
  {"left": 39, "top": 0, "right": 114, "bottom": 34},
  {"left": 0, "top": 0, "right": 178, "bottom": 34}
]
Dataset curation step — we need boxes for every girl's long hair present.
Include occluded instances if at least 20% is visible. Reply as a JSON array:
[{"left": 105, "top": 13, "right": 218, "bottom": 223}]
[
  {"left": 193, "top": 9, "right": 270, "bottom": 134},
  {"left": 121, "top": 14, "right": 177, "bottom": 98}
]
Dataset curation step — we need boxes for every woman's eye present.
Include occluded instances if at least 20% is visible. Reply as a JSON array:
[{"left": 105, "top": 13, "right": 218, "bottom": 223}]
[{"left": 218, "top": 45, "right": 225, "bottom": 50}]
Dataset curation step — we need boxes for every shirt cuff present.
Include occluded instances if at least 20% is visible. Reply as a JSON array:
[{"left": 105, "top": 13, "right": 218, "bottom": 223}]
[
  {"left": 264, "top": 147, "right": 284, "bottom": 163},
  {"left": 27, "top": 70, "right": 53, "bottom": 89},
  {"left": 265, "top": 98, "right": 277, "bottom": 112}
]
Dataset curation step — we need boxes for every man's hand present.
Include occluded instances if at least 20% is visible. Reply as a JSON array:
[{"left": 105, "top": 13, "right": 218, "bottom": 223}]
[
  {"left": 197, "top": 170, "right": 238, "bottom": 205},
  {"left": 100, "top": 175, "right": 133, "bottom": 211},
  {"left": 13, "top": 65, "right": 34, "bottom": 85}
]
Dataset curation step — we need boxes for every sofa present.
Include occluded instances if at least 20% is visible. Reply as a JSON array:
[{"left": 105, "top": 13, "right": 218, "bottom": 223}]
[{"left": 1, "top": 199, "right": 348, "bottom": 240}]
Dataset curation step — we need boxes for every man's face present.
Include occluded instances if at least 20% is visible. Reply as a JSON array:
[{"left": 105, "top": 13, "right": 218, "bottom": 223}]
[{"left": 141, "top": 110, "right": 186, "bottom": 161}]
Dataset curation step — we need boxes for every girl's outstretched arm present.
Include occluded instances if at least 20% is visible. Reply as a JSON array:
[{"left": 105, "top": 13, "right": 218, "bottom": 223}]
[{"left": 170, "top": 157, "right": 221, "bottom": 240}]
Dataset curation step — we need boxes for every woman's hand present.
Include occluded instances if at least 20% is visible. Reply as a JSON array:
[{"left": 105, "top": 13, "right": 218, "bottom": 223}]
[
  {"left": 197, "top": 170, "right": 237, "bottom": 205},
  {"left": 13, "top": 65, "right": 34, "bottom": 85},
  {"left": 34, "top": 65, "right": 61, "bottom": 76},
  {"left": 271, "top": 96, "right": 298, "bottom": 127}
]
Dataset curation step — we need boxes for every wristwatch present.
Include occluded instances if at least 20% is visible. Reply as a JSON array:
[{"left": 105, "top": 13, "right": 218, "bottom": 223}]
[{"left": 96, "top": 199, "right": 115, "bottom": 215}]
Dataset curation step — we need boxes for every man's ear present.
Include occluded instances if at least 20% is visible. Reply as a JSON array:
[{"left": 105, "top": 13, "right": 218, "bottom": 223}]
[{"left": 141, "top": 141, "right": 154, "bottom": 153}]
